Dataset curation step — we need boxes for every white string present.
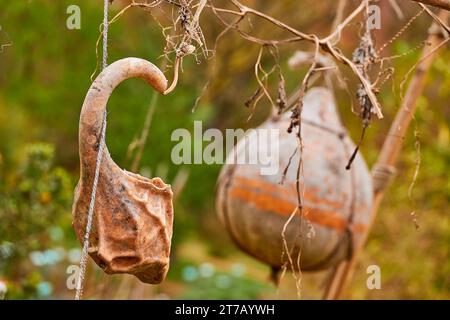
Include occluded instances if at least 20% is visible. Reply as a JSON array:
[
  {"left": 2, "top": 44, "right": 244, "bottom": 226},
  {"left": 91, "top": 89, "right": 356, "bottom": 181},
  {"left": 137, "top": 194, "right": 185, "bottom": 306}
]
[{"left": 75, "top": 0, "right": 109, "bottom": 300}]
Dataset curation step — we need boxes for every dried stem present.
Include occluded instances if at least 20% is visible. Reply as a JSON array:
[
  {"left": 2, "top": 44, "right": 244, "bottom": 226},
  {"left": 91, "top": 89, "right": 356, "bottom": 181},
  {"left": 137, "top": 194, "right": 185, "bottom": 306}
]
[
  {"left": 131, "top": 92, "right": 158, "bottom": 172},
  {"left": 89, "top": 0, "right": 449, "bottom": 299},
  {"left": 408, "top": 0, "right": 450, "bottom": 10},
  {"left": 323, "top": 10, "right": 449, "bottom": 300},
  {"left": 210, "top": 0, "right": 383, "bottom": 118}
]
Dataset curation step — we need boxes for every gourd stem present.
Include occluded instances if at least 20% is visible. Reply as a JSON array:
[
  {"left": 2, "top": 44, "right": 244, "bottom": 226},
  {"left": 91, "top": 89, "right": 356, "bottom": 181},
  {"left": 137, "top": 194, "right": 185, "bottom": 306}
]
[{"left": 78, "top": 58, "right": 167, "bottom": 181}]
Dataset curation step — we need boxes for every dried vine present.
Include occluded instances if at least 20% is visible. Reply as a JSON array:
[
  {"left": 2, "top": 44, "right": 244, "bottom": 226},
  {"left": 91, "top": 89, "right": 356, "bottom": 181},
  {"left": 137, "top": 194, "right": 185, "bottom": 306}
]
[{"left": 90, "top": 0, "right": 450, "bottom": 299}]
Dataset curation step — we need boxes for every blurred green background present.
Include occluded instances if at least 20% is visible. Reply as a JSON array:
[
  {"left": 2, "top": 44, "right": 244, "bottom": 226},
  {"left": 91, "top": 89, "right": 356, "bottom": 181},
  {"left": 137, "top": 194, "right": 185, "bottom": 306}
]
[{"left": 0, "top": 0, "right": 449, "bottom": 299}]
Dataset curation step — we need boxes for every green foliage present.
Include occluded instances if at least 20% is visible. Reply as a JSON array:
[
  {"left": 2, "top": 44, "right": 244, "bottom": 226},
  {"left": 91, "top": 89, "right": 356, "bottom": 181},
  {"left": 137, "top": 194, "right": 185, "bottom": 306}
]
[
  {"left": 181, "top": 273, "right": 272, "bottom": 300},
  {"left": 178, "top": 263, "right": 273, "bottom": 300},
  {"left": 0, "top": 1, "right": 448, "bottom": 299},
  {"left": 0, "top": 143, "right": 74, "bottom": 298}
]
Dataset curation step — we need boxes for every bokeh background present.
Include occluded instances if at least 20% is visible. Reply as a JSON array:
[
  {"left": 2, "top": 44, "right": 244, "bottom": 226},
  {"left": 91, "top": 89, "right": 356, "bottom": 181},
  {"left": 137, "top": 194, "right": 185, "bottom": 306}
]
[{"left": 0, "top": 0, "right": 449, "bottom": 299}]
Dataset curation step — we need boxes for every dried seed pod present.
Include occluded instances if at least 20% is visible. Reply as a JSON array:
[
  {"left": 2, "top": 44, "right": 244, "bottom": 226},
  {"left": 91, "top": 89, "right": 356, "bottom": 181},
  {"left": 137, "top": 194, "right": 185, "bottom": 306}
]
[
  {"left": 216, "top": 87, "right": 373, "bottom": 271},
  {"left": 72, "top": 58, "right": 174, "bottom": 284}
]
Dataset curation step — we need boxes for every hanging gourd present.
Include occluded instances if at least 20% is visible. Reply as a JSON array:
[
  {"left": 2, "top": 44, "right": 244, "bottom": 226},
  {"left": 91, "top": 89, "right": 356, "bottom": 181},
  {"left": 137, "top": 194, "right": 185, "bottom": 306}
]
[
  {"left": 72, "top": 58, "right": 174, "bottom": 284},
  {"left": 216, "top": 87, "right": 373, "bottom": 272}
]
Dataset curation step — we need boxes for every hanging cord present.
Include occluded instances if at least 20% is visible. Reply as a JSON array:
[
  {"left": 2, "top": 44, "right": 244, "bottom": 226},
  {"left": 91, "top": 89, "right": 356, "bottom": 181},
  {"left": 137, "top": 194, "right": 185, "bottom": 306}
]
[{"left": 75, "top": 0, "right": 109, "bottom": 300}]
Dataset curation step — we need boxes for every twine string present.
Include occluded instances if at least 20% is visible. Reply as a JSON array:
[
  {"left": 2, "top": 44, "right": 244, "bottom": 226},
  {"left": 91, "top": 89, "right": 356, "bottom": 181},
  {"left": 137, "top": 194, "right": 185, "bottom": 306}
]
[{"left": 75, "top": 0, "right": 109, "bottom": 300}]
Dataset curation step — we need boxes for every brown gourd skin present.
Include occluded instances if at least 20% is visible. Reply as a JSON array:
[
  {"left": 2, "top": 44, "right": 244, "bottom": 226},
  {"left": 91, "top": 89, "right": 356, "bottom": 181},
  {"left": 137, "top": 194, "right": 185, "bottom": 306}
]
[
  {"left": 72, "top": 58, "right": 174, "bottom": 284},
  {"left": 216, "top": 87, "right": 374, "bottom": 271}
]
